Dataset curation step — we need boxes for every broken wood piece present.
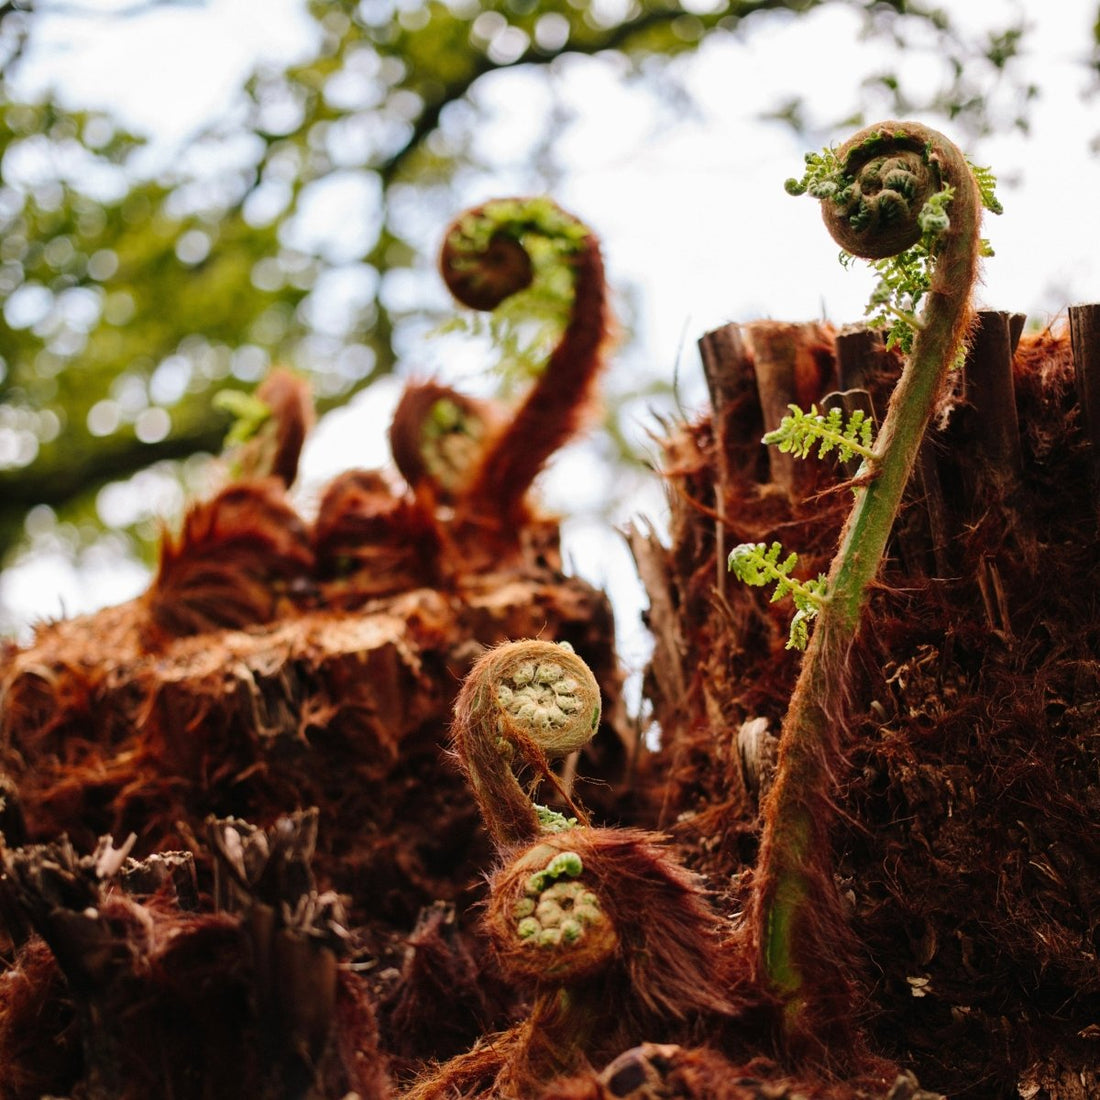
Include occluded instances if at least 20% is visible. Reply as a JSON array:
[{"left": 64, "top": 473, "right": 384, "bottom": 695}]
[
  {"left": 699, "top": 323, "right": 764, "bottom": 595},
  {"left": 117, "top": 850, "right": 198, "bottom": 909},
  {"left": 1, "top": 835, "right": 143, "bottom": 986},
  {"left": 1069, "top": 303, "right": 1100, "bottom": 487},
  {"left": 962, "top": 309, "right": 1024, "bottom": 483},
  {"left": 0, "top": 827, "right": 385, "bottom": 1098},
  {"left": 834, "top": 325, "right": 891, "bottom": 418},
  {"left": 737, "top": 716, "right": 777, "bottom": 807},
  {"left": 744, "top": 321, "right": 834, "bottom": 498},
  {"left": 914, "top": 446, "right": 954, "bottom": 580},
  {"left": 951, "top": 310, "right": 1034, "bottom": 583},
  {"left": 697, "top": 322, "right": 764, "bottom": 483},
  {"left": 207, "top": 809, "right": 349, "bottom": 1085},
  {"left": 207, "top": 808, "right": 323, "bottom": 918},
  {"left": 623, "top": 520, "right": 686, "bottom": 720},
  {"left": 829, "top": 326, "right": 883, "bottom": 479}
]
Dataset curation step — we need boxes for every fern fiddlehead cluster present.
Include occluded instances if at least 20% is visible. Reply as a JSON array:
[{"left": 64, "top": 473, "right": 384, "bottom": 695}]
[
  {"left": 433, "top": 640, "right": 733, "bottom": 1096},
  {"left": 391, "top": 197, "right": 609, "bottom": 543},
  {"left": 390, "top": 381, "right": 494, "bottom": 504},
  {"left": 451, "top": 639, "right": 600, "bottom": 851},
  {"left": 743, "top": 121, "right": 998, "bottom": 1044},
  {"left": 452, "top": 641, "right": 613, "bottom": 1014}
]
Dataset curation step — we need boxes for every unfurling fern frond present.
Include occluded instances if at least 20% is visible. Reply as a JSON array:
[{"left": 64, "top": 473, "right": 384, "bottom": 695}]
[
  {"left": 727, "top": 542, "right": 827, "bottom": 650},
  {"left": 762, "top": 404, "right": 875, "bottom": 465},
  {"left": 757, "top": 121, "right": 991, "bottom": 1030}
]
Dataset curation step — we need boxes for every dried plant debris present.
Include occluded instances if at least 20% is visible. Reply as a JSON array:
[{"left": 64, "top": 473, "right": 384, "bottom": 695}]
[{"left": 0, "top": 823, "right": 386, "bottom": 1099}]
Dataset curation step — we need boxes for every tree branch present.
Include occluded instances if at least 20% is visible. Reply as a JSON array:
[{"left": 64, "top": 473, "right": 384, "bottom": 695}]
[{"left": 378, "top": 0, "right": 809, "bottom": 185}]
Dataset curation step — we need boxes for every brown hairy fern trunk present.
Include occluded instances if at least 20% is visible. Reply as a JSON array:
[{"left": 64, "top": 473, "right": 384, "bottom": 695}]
[
  {"left": 0, "top": 196, "right": 628, "bottom": 1093},
  {"left": 632, "top": 314, "right": 1100, "bottom": 1099},
  {"left": 2, "top": 176, "right": 1098, "bottom": 1097}
]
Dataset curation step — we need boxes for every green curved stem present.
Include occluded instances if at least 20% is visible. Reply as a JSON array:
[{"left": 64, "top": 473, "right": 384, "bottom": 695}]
[{"left": 755, "top": 122, "right": 983, "bottom": 1023}]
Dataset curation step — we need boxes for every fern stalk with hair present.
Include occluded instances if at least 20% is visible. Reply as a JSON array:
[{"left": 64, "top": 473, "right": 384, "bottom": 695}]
[
  {"left": 143, "top": 369, "right": 316, "bottom": 640},
  {"left": 215, "top": 367, "right": 314, "bottom": 488},
  {"left": 436, "top": 198, "right": 610, "bottom": 535},
  {"left": 144, "top": 480, "right": 313, "bottom": 640},
  {"left": 412, "top": 640, "right": 733, "bottom": 1099},
  {"left": 747, "top": 121, "right": 995, "bottom": 1050},
  {"left": 389, "top": 381, "right": 497, "bottom": 506}
]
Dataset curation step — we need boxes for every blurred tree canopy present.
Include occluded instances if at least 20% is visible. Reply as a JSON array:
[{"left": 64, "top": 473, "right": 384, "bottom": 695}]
[{"left": 0, "top": 0, "right": 1060, "bottom": 605}]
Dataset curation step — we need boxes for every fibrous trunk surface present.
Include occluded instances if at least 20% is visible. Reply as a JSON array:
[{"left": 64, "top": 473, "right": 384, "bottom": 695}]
[
  {"left": 0, "top": 312, "right": 1097, "bottom": 1100},
  {"left": 0, "top": 479, "right": 626, "bottom": 1097},
  {"left": 632, "top": 313, "right": 1100, "bottom": 1099}
]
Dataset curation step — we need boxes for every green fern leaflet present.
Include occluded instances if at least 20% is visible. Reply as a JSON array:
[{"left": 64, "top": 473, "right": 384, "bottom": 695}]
[
  {"left": 728, "top": 542, "right": 828, "bottom": 650},
  {"left": 763, "top": 404, "right": 875, "bottom": 464}
]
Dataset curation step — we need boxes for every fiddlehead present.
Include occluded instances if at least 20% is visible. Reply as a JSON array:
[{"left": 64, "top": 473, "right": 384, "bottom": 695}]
[
  {"left": 791, "top": 130, "right": 945, "bottom": 259},
  {"left": 788, "top": 121, "right": 985, "bottom": 385},
  {"left": 488, "top": 838, "right": 619, "bottom": 984},
  {"left": 388, "top": 381, "right": 496, "bottom": 504},
  {"left": 754, "top": 122, "right": 991, "bottom": 1046},
  {"left": 438, "top": 197, "right": 610, "bottom": 529},
  {"left": 425, "top": 643, "right": 734, "bottom": 1099},
  {"left": 439, "top": 210, "right": 535, "bottom": 310},
  {"left": 215, "top": 367, "right": 314, "bottom": 487},
  {"left": 146, "top": 370, "right": 315, "bottom": 637},
  {"left": 797, "top": 120, "right": 988, "bottom": 632},
  {"left": 451, "top": 639, "right": 601, "bottom": 851}
]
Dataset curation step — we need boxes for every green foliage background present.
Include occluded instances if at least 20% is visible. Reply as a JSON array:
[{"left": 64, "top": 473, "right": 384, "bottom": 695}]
[{"left": 0, "top": 0, "right": 1083, "bottom": 632}]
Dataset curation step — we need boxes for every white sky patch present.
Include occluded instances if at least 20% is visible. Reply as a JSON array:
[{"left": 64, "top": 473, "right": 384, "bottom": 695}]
[
  {"left": 0, "top": 544, "right": 149, "bottom": 642},
  {"left": 15, "top": 0, "right": 319, "bottom": 151}
]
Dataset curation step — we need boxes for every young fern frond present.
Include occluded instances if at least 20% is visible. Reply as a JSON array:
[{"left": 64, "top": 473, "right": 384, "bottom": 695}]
[
  {"left": 763, "top": 404, "right": 875, "bottom": 465},
  {"left": 433, "top": 640, "right": 737, "bottom": 1099},
  {"left": 436, "top": 196, "right": 609, "bottom": 531},
  {"left": 732, "top": 405, "right": 872, "bottom": 646},
  {"left": 753, "top": 122, "right": 995, "bottom": 1047},
  {"left": 728, "top": 542, "right": 827, "bottom": 650},
  {"left": 214, "top": 389, "right": 271, "bottom": 448},
  {"left": 969, "top": 162, "right": 1004, "bottom": 216},
  {"left": 214, "top": 369, "right": 313, "bottom": 487},
  {"left": 783, "top": 145, "right": 845, "bottom": 200},
  {"left": 794, "top": 154, "right": 1001, "bottom": 355},
  {"left": 438, "top": 195, "right": 589, "bottom": 387},
  {"left": 451, "top": 639, "right": 600, "bottom": 850}
]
